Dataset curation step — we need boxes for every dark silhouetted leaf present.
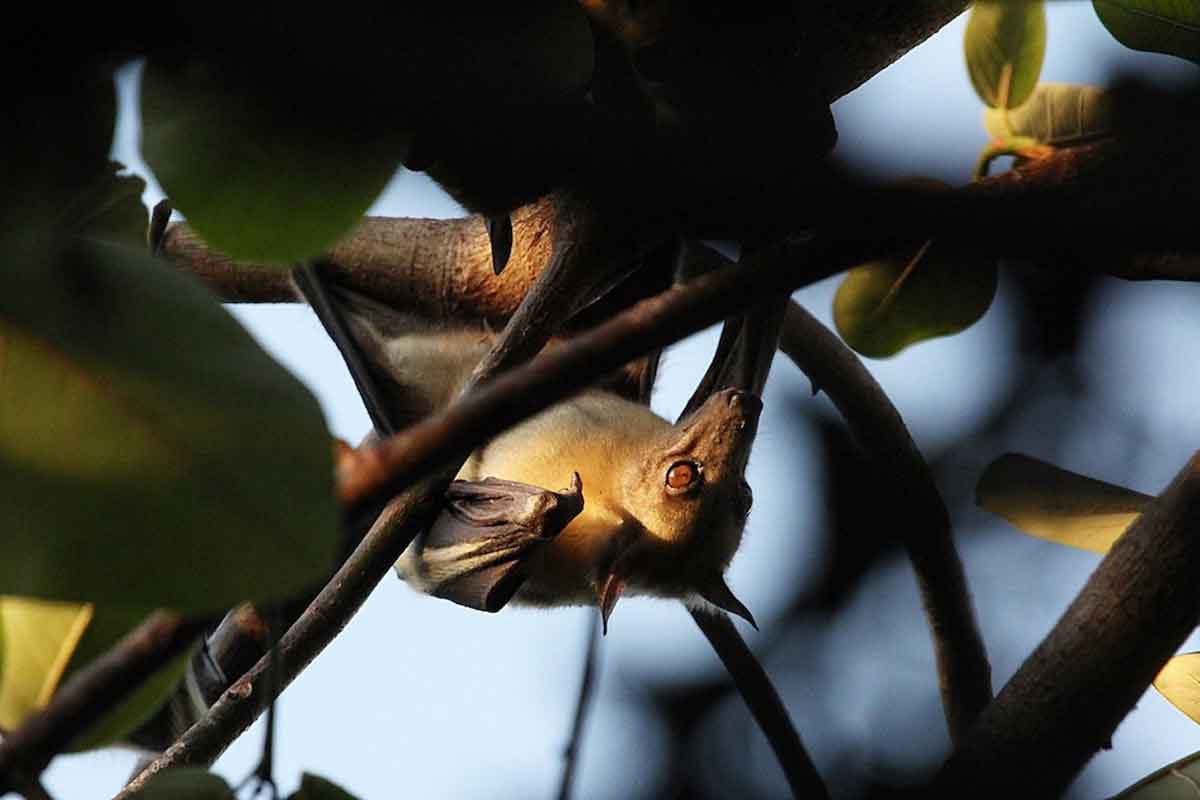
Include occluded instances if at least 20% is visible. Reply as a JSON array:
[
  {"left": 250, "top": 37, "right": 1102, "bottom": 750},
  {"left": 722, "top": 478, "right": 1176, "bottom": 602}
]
[
  {"left": 127, "top": 768, "right": 235, "bottom": 799},
  {"left": 833, "top": 229, "right": 998, "bottom": 359},
  {"left": 965, "top": 1, "right": 1047, "bottom": 108},
  {"left": 976, "top": 453, "right": 1150, "bottom": 553},
  {"left": 141, "top": 61, "right": 402, "bottom": 263},
  {"left": 68, "top": 162, "right": 149, "bottom": 248},
  {"left": 984, "top": 82, "right": 1116, "bottom": 144},
  {"left": 1094, "top": 0, "right": 1200, "bottom": 64},
  {"left": 290, "top": 773, "right": 361, "bottom": 800},
  {"left": 0, "top": 242, "right": 338, "bottom": 612}
]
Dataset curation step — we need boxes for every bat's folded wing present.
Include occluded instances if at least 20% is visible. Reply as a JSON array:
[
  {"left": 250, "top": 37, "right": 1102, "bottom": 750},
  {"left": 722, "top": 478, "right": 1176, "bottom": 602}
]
[{"left": 406, "top": 474, "right": 583, "bottom": 612}]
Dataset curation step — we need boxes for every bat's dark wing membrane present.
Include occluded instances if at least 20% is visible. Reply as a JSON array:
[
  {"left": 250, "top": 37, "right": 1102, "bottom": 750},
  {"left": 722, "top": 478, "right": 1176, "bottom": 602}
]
[{"left": 420, "top": 474, "right": 583, "bottom": 611}]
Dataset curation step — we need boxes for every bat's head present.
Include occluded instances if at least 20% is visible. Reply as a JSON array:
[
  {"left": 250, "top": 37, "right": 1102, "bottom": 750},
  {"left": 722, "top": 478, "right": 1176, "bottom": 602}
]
[{"left": 611, "top": 388, "right": 762, "bottom": 625}]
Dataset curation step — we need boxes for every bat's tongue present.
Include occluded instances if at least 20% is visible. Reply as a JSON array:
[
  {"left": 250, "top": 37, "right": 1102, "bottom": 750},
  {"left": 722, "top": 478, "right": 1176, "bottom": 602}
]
[{"left": 598, "top": 572, "right": 625, "bottom": 635}]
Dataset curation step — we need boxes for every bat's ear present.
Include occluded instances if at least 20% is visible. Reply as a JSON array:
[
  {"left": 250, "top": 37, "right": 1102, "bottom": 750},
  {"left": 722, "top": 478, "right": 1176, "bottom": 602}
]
[{"left": 697, "top": 574, "right": 757, "bottom": 630}]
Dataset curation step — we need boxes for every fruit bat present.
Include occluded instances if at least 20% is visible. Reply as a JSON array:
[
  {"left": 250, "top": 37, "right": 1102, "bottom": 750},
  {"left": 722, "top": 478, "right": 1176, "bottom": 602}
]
[{"left": 293, "top": 268, "right": 762, "bottom": 633}]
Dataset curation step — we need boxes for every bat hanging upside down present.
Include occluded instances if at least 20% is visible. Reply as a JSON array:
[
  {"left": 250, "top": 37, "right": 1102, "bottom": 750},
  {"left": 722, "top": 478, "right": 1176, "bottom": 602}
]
[{"left": 294, "top": 271, "right": 762, "bottom": 633}]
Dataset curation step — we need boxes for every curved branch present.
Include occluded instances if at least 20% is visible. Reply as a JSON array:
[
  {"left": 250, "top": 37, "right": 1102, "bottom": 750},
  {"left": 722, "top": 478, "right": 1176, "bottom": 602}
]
[
  {"left": 934, "top": 453, "right": 1200, "bottom": 796},
  {"left": 690, "top": 611, "right": 830, "bottom": 800},
  {"left": 778, "top": 301, "right": 991, "bottom": 742}
]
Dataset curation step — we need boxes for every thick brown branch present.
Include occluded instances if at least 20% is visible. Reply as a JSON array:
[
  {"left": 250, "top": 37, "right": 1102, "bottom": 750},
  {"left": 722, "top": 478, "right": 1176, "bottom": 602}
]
[
  {"left": 691, "top": 611, "right": 830, "bottom": 800},
  {"left": 779, "top": 301, "right": 991, "bottom": 742},
  {"left": 164, "top": 198, "right": 556, "bottom": 323},
  {"left": 934, "top": 453, "right": 1200, "bottom": 797},
  {"left": 0, "top": 613, "right": 204, "bottom": 793},
  {"left": 811, "top": 1, "right": 971, "bottom": 101}
]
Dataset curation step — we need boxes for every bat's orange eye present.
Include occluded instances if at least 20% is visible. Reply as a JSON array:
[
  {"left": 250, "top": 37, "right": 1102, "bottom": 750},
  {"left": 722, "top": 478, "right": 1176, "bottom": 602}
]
[{"left": 665, "top": 461, "right": 701, "bottom": 493}]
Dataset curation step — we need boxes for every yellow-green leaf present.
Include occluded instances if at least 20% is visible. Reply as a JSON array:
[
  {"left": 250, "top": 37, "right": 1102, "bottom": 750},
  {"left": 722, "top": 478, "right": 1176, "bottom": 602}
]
[
  {"left": 833, "top": 235, "right": 998, "bottom": 359},
  {"left": 0, "top": 597, "right": 93, "bottom": 731},
  {"left": 1154, "top": 652, "right": 1200, "bottom": 725},
  {"left": 127, "top": 768, "right": 235, "bottom": 799},
  {"left": 0, "top": 242, "right": 339, "bottom": 612},
  {"left": 1094, "top": 0, "right": 1200, "bottom": 64},
  {"left": 141, "top": 60, "right": 403, "bottom": 264},
  {"left": 290, "top": 774, "right": 361, "bottom": 800},
  {"left": 965, "top": 1, "right": 1048, "bottom": 109},
  {"left": 1115, "top": 747, "right": 1200, "bottom": 798},
  {"left": 976, "top": 453, "right": 1150, "bottom": 553},
  {"left": 983, "top": 83, "right": 1116, "bottom": 144}
]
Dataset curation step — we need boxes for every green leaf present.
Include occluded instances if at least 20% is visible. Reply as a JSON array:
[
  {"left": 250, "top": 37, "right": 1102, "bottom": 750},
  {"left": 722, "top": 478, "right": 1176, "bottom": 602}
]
[
  {"left": 141, "top": 61, "right": 403, "bottom": 263},
  {"left": 964, "top": 1, "right": 1048, "bottom": 108},
  {"left": 976, "top": 453, "right": 1150, "bottom": 553},
  {"left": 290, "top": 773, "right": 361, "bottom": 800},
  {"left": 832, "top": 234, "right": 998, "bottom": 359},
  {"left": 66, "top": 162, "right": 149, "bottom": 249},
  {"left": 1115, "top": 747, "right": 1200, "bottom": 798},
  {"left": 0, "top": 241, "right": 339, "bottom": 613},
  {"left": 0, "top": 597, "right": 93, "bottom": 731},
  {"left": 126, "top": 768, "right": 235, "bottom": 799},
  {"left": 983, "top": 83, "right": 1116, "bottom": 144},
  {"left": 1094, "top": 0, "right": 1200, "bottom": 64}
]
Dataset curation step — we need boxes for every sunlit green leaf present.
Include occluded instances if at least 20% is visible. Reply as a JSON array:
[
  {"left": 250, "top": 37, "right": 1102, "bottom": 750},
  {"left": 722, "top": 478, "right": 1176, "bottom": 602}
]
[
  {"left": 1154, "top": 653, "right": 1200, "bottom": 725},
  {"left": 127, "top": 768, "right": 235, "bottom": 799},
  {"left": 1094, "top": 0, "right": 1200, "bottom": 64},
  {"left": 983, "top": 83, "right": 1116, "bottom": 144},
  {"left": 965, "top": 1, "right": 1048, "bottom": 108},
  {"left": 976, "top": 453, "right": 1150, "bottom": 553},
  {"left": 0, "top": 597, "right": 93, "bottom": 731},
  {"left": 290, "top": 773, "right": 361, "bottom": 800},
  {"left": 833, "top": 233, "right": 998, "bottom": 359},
  {"left": 141, "top": 61, "right": 403, "bottom": 263},
  {"left": 1115, "top": 746, "right": 1200, "bottom": 798},
  {"left": 0, "top": 241, "right": 339, "bottom": 612}
]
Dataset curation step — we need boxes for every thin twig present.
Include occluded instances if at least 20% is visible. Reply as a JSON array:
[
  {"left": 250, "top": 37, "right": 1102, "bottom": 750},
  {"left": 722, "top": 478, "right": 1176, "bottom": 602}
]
[
  {"left": 691, "top": 611, "right": 830, "bottom": 800},
  {"left": 557, "top": 616, "right": 601, "bottom": 800},
  {"left": 0, "top": 613, "right": 204, "bottom": 794},
  {"left": 934, "top": 453, "right": 1200, "bottom": 797},
  {"left": 778, "top": 301, "right": 991, "bottom": 741}
]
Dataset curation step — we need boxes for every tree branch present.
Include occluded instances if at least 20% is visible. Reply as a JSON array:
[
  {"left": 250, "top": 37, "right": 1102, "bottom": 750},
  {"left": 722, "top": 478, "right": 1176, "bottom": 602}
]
[
  {"left": 691, "top": 611, "right": 830, "bottom": 800},
  {"left": 0, "top": 613, "right": 204, "bottom": 794},
  {"left": 556, "top": 616, "right": 601, "bottom": 800},
  {"left": 934, "top": 453, "right": 1200, "bottom": 797},
  {"left": 810, "top": 1, "right": 972, "bottom": 101},
  {"left": 779, "top": 300, "right": 991, "bottom": 742},
  {"left": 168, "top": 138, "right": 1200, "bottom": 316}
]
